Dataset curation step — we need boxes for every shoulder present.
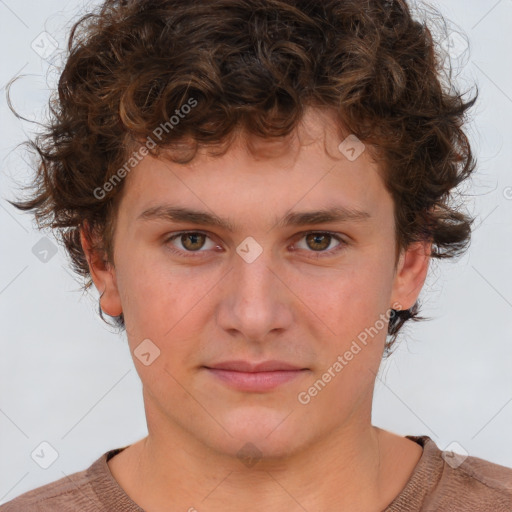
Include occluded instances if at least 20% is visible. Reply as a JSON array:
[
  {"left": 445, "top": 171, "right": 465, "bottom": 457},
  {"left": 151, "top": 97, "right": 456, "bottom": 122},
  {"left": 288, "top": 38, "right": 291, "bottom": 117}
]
[
  {"left": 0, "top": 448, "right": 124, "bottom": 512},
  {"left": 442, "top": 449, "right": 512, "bottom": 509},
  {"left": 406, "top": 436, "right": 512, "bottom": 511},
  {"left": 0, "top": 468, "right": 94, "bottom": 512}
]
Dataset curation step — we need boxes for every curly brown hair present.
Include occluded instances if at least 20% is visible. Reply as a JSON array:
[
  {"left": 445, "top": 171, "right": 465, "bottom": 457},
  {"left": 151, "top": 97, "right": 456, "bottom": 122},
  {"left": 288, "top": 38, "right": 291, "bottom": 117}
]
[{"left": 8, "top": 0, "right": 478, "bottom": 355}]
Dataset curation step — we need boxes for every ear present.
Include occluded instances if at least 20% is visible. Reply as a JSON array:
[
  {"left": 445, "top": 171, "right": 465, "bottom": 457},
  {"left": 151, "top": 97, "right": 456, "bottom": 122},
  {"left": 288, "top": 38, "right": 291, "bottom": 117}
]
[
  {"left": 390, "top": 241, "right": 431, "bottom": 310},
  {"left": 80, "top": 223, "right": 123, "bottom": 317}
]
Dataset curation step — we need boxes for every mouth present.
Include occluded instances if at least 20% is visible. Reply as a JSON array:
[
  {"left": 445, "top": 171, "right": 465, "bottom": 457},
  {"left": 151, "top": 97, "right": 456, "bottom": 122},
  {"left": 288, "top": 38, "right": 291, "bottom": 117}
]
[{"left": 203, "top": 360, "right": 310, "bottom": 392}]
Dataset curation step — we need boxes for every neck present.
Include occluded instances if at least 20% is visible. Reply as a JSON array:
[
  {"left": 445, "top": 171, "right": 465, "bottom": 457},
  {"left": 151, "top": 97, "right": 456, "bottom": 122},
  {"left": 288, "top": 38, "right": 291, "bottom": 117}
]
[{"left": 112, "top": 413, "right": 417, "bottom": 511}]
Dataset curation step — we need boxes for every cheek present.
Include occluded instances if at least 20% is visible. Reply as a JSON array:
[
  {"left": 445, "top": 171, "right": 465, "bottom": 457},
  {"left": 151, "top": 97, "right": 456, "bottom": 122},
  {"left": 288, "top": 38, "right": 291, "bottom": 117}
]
[
  {"left": 116, "top": 249, "right": 218, "bottom": 352},
  {"left": 114, "top": 248, "right": 177, "bottom": 335},
  {"left": 293, "top": 257, "right": 393, "bottom": 344},
  {"left": 116, "top": 266, "right": 207, "bottom": 390},
  {"left": 296, "top": 268, "right": 391, "bottom": 407}
]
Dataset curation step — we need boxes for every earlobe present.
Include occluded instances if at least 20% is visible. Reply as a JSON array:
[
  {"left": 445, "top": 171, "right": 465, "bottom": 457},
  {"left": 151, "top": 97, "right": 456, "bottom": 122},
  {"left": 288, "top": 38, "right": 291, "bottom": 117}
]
[
  {"left": 391, "top": 241, "right": 431, "bottom": 310},
  {"left": 80, "top": 224, "right": 123, "bottom": 317}
]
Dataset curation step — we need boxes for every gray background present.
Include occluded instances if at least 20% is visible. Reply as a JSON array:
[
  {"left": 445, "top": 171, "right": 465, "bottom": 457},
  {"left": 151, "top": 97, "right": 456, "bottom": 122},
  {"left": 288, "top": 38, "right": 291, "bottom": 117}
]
[{"left": 1, "top": 0, "right": 511, "bottom": 504}]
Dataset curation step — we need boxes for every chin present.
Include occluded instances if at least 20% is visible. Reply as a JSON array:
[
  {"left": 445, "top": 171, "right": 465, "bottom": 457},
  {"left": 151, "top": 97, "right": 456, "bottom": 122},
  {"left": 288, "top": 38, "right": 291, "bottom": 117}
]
[{"left": 204, "top": 408, "right": 311, "bottom": 463}]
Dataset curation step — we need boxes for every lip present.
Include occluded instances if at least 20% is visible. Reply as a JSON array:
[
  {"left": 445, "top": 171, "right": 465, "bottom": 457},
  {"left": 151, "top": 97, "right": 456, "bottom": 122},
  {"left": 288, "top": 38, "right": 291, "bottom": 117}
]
[
  {"left": 203, "top": 360, "right": 309, "bottom": 392},
  {"left": 206, "top": 360, "right": 306, "bottom": 372}
]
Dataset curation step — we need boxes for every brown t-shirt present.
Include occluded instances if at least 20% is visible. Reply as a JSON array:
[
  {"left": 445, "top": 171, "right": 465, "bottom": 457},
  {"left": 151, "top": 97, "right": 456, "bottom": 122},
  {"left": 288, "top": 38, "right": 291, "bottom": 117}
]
[{"left": 1, "top": 435, "right": 511, "bottom": 511}]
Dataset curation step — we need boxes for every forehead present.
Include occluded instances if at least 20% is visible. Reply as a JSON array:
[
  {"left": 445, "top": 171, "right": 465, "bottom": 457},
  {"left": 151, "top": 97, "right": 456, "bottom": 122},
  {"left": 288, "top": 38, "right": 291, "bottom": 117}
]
[{"left": 117, "top": 108, "right": 392, "bottom": 226}]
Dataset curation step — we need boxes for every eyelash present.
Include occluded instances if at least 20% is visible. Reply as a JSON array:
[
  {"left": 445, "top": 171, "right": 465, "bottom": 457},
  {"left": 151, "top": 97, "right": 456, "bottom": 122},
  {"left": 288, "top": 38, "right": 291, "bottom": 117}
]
[{"left": 164, "top": 231, "right": 348, "bottom": 258}]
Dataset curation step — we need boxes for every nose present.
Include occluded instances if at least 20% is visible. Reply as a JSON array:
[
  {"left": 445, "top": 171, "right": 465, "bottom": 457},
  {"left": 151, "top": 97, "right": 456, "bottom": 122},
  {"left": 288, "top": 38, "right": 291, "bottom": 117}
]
[{"left": 215, "top": 248, "right": 294, "bottom": 343}]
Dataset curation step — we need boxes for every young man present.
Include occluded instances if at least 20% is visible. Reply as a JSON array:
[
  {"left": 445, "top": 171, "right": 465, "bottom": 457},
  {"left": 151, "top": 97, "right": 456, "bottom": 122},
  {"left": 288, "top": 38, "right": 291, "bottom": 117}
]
[{"left": 3, "top": 0, "right": 512, "bottom": 510}]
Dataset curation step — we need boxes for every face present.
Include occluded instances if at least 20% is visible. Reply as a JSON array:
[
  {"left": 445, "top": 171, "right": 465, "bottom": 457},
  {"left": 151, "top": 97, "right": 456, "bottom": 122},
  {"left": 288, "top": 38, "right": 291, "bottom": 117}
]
[{"left": 85, "top": 108, "right": 430, "bottom": 462}]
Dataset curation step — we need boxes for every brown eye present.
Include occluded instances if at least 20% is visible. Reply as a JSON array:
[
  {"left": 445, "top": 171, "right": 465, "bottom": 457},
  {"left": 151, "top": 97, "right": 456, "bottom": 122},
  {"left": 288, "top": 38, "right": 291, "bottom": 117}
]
[
  {"left": 305, "top": 233, "right": 332, "bottom": 251},
  {"left": 293, "top": 232, "right": 347, "bottom": 257},
  {"left": 165, "top": 231, "right": 218, "bottom": 256},
  {"left": 180, "top": 232, "right": 206, "bottom": 251}
]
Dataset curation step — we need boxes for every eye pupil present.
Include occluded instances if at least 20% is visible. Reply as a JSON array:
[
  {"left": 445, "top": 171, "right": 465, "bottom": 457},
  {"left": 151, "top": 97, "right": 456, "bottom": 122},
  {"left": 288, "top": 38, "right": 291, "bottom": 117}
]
[
  {"left": 306, "top": 233, "right": 330, "bottom": 251},
  {"left": 182, "top": 233, "right": 205, "bottom": 251}
]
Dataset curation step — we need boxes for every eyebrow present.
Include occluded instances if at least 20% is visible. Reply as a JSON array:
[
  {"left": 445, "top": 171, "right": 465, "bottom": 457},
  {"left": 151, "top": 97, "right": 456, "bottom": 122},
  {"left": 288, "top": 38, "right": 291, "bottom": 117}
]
[{"left": 137, "top": 205, "right": 371, "bottom": 231}]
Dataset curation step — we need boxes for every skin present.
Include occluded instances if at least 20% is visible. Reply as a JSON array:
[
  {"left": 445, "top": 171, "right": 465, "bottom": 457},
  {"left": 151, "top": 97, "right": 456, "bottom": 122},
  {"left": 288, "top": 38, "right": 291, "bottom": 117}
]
[{"left": 82, "top": 107, "right": 431, "bottom": 512}]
